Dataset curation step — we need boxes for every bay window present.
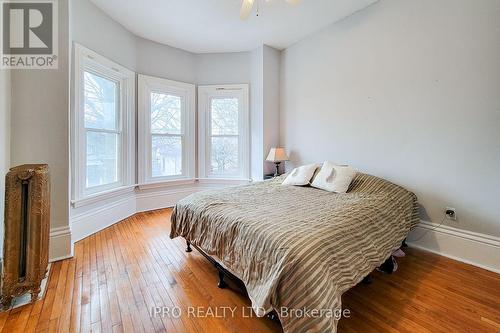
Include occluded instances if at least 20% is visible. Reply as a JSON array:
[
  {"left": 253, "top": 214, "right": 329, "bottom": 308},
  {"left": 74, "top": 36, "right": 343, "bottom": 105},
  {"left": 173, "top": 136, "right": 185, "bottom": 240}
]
[{"left": 73, "top": 49, "right": 247, "bottom": 205}]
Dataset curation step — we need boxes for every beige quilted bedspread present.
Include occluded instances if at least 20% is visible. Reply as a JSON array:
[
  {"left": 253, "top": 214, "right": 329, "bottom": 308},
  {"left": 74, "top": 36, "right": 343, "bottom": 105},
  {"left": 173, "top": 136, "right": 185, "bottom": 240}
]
[{"left": 170, "top": 173, "right": 419, "bottom": 333}]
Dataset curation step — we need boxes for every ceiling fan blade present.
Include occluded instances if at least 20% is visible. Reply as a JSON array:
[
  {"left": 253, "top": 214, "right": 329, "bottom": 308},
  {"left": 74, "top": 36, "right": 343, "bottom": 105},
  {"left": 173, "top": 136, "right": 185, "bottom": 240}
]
[
  {"left": 240, "top": 0, "right": 255, "bottom": 20},
  {"left": 285, "top": 0, "right": 301, "bottom": 5}
]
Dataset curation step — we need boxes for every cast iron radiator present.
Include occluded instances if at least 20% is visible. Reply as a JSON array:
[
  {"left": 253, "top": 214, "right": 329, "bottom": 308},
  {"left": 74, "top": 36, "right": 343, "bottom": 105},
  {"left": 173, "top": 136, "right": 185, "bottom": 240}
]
[{"left": 1, "top": 164, "right": 50, "bottom": 307}]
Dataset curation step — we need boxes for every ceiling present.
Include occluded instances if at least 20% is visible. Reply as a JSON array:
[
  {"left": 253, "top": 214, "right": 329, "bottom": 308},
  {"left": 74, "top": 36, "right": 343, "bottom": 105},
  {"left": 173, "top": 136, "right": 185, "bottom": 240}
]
[{"left": 90, "top": 0, "right": 377, "bottom": 54}]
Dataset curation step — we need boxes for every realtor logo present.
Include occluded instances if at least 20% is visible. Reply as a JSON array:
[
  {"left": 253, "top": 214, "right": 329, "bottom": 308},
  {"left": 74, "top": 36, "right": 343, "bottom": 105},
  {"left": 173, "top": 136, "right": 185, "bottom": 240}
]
[{"left": 1, "top": 0, "right": 58, "bottom": 69}]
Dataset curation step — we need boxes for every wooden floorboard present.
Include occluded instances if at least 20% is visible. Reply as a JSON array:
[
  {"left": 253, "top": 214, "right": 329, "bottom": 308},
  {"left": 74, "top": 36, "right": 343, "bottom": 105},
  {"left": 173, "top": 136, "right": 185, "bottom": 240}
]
[{"left": 1, "top": 209, "right": 499, "bottom": 332}]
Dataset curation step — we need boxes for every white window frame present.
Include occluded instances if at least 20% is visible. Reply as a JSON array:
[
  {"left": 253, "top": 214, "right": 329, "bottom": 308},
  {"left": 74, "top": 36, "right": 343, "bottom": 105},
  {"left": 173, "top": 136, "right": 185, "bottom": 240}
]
[
  {"left": 72, "top": 43, "right": 135, "bottom": 203},
  {"left": 198, "top": 84, "right": 250, "bottom": 180},
  {"left": 138, "top": 74, "right": 196, "bottom": 185}
]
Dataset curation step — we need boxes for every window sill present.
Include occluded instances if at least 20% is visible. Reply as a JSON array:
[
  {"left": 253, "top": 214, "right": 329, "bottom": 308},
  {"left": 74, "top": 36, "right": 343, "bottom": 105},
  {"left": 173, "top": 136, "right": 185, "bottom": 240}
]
[
  {"left": 71, "top": 178, "right": 251, "bottom": 209},
  {"left": 137, "top": 177, "right": 251, "bottom": 191},
  {"left": 137, "top": 178, "right": 196, "bottom": 190},
  {"left": 196, "top": 178, "right": 251, "bottom": 185},
  {"left": 71, "top": 185, "right": 136, "bottom": 209}
]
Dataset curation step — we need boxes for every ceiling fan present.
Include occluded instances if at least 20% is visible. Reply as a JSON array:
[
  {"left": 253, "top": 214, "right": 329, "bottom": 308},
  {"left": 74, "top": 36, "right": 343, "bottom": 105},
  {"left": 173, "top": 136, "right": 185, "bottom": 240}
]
[{"left": 240, "top": 0, "right": 301, "bottom": 20}]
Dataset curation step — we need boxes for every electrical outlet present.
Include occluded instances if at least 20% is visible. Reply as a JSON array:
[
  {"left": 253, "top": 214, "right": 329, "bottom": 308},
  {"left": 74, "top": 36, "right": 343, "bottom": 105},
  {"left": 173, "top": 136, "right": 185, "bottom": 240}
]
[{"left": 445, "top": 207, "right": 457, "bottom": 221}]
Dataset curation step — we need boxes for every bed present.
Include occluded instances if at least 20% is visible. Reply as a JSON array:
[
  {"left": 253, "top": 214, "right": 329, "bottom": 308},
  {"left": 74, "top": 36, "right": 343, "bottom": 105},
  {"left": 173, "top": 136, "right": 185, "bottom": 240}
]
[{"left": 170, "top": 173, "right": 419, "bottom": 333}]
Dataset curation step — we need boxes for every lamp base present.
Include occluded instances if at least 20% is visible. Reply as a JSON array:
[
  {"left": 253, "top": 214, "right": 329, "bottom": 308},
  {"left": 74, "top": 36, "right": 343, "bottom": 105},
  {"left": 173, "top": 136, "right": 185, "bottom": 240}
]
[{"left": 274, "top": 162, "right": 281, "bottom": 177}]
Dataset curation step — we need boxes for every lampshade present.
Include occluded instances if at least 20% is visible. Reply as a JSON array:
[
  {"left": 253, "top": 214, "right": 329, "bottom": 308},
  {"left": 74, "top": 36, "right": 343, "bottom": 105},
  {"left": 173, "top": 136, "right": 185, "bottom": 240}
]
[{"left": 266, "top": 148, "right": 289, "bottom": 162}]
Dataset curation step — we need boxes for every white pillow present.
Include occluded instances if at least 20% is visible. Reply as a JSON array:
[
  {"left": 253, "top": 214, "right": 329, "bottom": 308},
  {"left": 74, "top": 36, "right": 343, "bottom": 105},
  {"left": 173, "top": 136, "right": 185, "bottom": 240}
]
[
  {"left": 311, "top": 161, "right": 356, "bottom": 193},
  {"left": 282, "top": 164, "right": 318, "bottom": 186}
]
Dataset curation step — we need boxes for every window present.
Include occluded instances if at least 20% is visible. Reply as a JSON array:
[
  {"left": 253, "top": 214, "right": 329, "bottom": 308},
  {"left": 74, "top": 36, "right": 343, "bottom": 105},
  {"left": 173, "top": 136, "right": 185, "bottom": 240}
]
[
  {"left": 198, "top": 85, "right": 249, "bottom": 179},
  {"left": 72, "top": 44, "right": 135, "bottom": 201},
  {"left": 138, "top": 75, "right": 195, "bottom": 184},
  {"left": 84, "top": 72, "right": 119, "bottom": 187}
]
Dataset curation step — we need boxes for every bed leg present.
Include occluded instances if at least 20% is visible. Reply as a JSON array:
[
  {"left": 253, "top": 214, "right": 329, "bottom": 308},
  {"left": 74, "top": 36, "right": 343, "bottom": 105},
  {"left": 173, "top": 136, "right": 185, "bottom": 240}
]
[
  {"left": 362, "top": 275, "right": 373, "bottom": 284},
  {"left": 379, "top": 256, "right": 394, "bottom": 274},
  {"left": 186, "top": 240, "right": 193, "bottom": 253},
  {"left": 217, "top": 270, "right": 227, "bottom": 289}
]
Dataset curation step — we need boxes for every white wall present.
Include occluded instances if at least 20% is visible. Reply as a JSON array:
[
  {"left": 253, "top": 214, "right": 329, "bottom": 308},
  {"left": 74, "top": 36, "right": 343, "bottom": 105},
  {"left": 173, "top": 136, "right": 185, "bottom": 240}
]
[
  {"left": 71, "top": 0, "right": 137, "bottom": 70},
  {"left": 250, "top": 46, "right": 282, "bottom": 179},
  {"left": 136, "top": 38, "right": 196, "bottom": 83},
  {"left": 0, "top": 69, "right": 11, "bottom": 258},
  {"left": 262, "top": 46, "right": 281, "bottom": 175},
  {"left": 10, "top": 0, "right": 71, "bottom": 259},
  {"left": 280, "top": 0, "right": 500, "bottom": 236},
  {"left": 72, "top": 0, "right": 197, "bottom": 84},
  {"left": 250, "top": 47, "right": 264, "bottom": 180},
  {"left": 196, "top": 52, "right": 251, "bottom": 85}
]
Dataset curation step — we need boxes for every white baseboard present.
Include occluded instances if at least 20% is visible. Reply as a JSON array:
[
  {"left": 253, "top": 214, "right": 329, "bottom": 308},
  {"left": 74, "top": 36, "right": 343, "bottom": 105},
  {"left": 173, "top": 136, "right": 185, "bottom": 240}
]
[
  {"left": 407, "top": 221, "right": 500, "bottom": 274},
  {"left": 135, "top": 183, "right": 233, "bottom": 212},
  {"left": 70, "top": 183, "right": 230, "bottom": 245},
  {"left": 136, "top": 187, "right": 199, "bottom": 213},
  {"left": 49, "top": 225, "right": 73, "bottom": 262},
  {"left": 71, "top": 194, "right": 137, "bottom": 243}
]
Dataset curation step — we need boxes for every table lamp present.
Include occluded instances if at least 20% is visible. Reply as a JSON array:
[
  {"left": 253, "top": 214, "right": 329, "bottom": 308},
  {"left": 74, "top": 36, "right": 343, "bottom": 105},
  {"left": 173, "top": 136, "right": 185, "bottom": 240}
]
[{"left": 266, "top": 148, "right": 289, "bottom": 177}]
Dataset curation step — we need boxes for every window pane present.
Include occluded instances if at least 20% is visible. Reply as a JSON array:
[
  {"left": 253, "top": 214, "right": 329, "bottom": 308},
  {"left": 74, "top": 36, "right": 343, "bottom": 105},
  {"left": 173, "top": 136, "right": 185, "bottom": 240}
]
[
  {"left": 84, "top": 71, "right": 118, "bottom": 130},
  {"left": 210, "top": 136, "right": 239, "bottom": 175},
  {"left": 211, "top": 98, "right": 239, "bottom": 135},
  {"left": 151, "top": 92, "right": 182, "bottom": 134},
  {"left": 152, "top": 136, "right": 182, "bottom": 177},
  {"left": 86, "top": 131, "right": 119, "bottom": 188}
]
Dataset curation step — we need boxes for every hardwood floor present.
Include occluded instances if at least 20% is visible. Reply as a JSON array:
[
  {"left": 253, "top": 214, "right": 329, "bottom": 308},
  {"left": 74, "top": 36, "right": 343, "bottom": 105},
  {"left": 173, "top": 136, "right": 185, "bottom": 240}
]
[{"left": 0, "top": 209, "right": 498, "bottom": 333}]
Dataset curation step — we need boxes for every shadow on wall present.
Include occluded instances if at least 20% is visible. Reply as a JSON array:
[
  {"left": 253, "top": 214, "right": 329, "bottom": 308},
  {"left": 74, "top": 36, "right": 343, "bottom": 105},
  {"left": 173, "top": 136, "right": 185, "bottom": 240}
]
[
  {"left": 405, "top": 203, "right": 442, "bottom": 257},
  {"left": 284, "top": 150, "right": 302, "bottom": 172},
  {"left": 418, "top": 204, "right": 431, "bottom": 222}
]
